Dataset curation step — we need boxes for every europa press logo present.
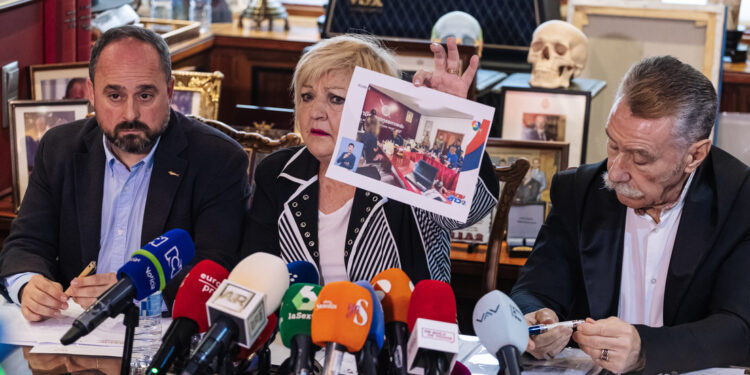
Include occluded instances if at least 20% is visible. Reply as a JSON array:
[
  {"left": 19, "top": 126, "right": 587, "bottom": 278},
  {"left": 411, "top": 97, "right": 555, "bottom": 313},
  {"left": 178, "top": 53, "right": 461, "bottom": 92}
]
[{"left": 472, "top": 120, "right": 481, "bottom": 131}]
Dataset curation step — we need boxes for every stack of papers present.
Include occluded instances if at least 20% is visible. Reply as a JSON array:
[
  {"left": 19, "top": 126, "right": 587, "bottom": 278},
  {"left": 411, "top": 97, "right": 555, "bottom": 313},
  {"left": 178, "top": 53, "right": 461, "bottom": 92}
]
[{"left": 0, "top": 301, "right": 170, "bottom": 357}]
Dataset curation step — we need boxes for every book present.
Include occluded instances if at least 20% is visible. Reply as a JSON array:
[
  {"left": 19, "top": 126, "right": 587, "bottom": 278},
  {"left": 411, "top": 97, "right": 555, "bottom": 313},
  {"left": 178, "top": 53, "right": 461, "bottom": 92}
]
[{"left": 76, "top": 0, "right": 92, "bottom": 62}]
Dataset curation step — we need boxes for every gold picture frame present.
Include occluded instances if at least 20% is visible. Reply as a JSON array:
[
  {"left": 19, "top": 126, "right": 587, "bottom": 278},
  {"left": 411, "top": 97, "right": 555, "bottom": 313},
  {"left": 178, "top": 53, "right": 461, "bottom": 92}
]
[
  {"left": 172, "top": 70, "right": 224, "bottom": 120},
  {"left": 29, "top": 62, "right": 89, "bottom": 101}
]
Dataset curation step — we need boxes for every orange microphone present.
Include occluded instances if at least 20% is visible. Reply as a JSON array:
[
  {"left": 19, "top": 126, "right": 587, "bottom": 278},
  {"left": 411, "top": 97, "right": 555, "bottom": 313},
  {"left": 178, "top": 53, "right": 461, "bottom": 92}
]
[
  {"left": 311, "top": 281, "right": 373, "bottom": 375},
  {"left": 371, "top": 268, "right": 414, "bottom": 375}
]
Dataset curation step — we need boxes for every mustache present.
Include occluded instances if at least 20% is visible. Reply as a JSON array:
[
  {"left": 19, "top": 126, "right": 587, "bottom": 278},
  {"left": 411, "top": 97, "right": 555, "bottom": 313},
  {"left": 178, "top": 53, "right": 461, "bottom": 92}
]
[
  {"left": 114, "top": 120, "right": 150, "bottom": 133},
  {"left": 602, "top": 172, "right": 645, "bottom": 199}
]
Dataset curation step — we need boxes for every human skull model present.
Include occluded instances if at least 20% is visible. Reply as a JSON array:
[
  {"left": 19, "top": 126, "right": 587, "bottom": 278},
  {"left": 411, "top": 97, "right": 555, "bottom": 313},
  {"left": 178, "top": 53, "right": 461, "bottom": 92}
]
[{"left": 527, "top": 20, "right": 588, "bottom": 89}]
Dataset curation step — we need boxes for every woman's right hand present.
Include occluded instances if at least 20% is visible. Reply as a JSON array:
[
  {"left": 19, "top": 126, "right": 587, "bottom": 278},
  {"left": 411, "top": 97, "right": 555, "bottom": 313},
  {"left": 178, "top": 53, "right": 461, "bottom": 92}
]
[{"left": 412, "top": 37, "right": 479, "bottom": 99}]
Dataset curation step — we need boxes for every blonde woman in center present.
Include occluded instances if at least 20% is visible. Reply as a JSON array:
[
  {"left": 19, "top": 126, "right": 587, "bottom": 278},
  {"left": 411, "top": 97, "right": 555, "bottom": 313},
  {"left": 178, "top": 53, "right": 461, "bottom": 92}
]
[{"left": 243, "top": 35, "right": 499, "bottom": 284}]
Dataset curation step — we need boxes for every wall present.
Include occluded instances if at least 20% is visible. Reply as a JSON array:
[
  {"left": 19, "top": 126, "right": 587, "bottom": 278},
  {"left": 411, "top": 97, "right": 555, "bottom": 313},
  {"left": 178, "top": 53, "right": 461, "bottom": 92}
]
[{"left": 0, "top": 0, "right": 45, "bottom": 192}]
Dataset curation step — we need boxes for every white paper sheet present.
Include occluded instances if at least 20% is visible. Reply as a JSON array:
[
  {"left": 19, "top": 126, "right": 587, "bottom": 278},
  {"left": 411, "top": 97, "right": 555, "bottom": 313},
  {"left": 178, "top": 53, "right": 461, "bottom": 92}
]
[
  {"left": 0, "top": 301, "right": 171, "bottom": 357},
  {"left": 326, "top": 67, "right": 495, "bottom": 222}
]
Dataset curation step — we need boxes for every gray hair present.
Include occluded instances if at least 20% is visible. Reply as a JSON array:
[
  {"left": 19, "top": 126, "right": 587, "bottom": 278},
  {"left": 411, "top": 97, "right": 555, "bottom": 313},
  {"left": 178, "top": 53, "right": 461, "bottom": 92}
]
[
  {"left": 89, "top": 25, "right": 171, "bottom": 84},
  {"left": 612, "top": 56, "right": 716, "bottom": 148}
]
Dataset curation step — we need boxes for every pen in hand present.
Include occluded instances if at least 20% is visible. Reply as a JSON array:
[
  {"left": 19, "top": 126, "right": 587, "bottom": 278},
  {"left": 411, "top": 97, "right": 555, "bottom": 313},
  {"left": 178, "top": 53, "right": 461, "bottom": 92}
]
[
  {"left": 529, "top": 319, "right": 585, "bottom": 335},
  {"left": 64, "top": 261, "right": 97, "bottom": 296}
]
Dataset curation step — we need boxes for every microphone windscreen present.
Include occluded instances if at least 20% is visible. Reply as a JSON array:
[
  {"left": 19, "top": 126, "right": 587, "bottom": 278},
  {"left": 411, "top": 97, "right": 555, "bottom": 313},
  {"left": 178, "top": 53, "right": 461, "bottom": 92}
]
[
  {"left": 173, "top": 259, "right": 229, "bottom": 332},
  {"left": 248, "top": 313, "right": 278, "bottom": 354},
  {"left": 279, "top": 283, "right": 322, "bottom": 348},
  {"left": 370, "top": 268, "right": 413, "bottom": 324},
  {"left": 354, "top": 280, "right": 385, "bottom": 350},
  {"left": 228, "top": 252, "right": 290, "bottom": 316},
  {"left": 287, "top": 261, "right": 319, "bottom": 285},
  {"left": 407, "top": 280, "right": 456, "bottom": 332},
  {"left": 472, "top": 290, "right": 529, "bottom": 355},
  {"left": 233, "top": 313, "right": 279, "bottom": 361},
  {"left": 450, "top": 361, "right": 470, "bottom": 375},
  {"left": 118, "top": 228, "right": 196, "bottom": 300},
  {"left": 311, "top": 281, "right": 373, "bottom": 353}
]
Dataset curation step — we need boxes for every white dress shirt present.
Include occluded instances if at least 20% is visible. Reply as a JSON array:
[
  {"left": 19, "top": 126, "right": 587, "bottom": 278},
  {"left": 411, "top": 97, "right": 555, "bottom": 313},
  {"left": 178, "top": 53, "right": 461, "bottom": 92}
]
[
  {"left": 618, "top": 172, "right": 694, "bottom": 327},
  {"left": 318, "top": 199, "right": 354, "bottom": 284}
]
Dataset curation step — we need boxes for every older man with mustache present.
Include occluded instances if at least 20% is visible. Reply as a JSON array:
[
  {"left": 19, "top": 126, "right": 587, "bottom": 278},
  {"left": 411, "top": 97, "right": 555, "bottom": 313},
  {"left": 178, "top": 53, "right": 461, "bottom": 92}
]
[
  {"left": 510, "top": 56, "right": 750, "bottom": 373},
  {"left": 0, "top": 26, "right": 249, "bottom": 321}
]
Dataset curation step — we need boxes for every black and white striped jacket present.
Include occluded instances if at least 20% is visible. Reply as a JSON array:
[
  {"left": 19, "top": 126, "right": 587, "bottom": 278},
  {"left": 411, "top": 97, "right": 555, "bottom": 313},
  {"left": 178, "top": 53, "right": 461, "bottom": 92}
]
[{"left": 242, "top": 146, "right": 499, "bottom": 283}]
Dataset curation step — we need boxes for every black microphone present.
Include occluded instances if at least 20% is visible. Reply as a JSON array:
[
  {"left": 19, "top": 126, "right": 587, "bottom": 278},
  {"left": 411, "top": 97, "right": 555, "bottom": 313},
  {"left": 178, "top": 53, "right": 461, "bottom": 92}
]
[
  {"left": 61, "top": 229, "right": 195, "bottom": 345},
  {"left": 147, "top": 260, "right": 229, "bottom": 374},
  {"left": 181, "top": 252, "right": 289, "bottom": 375}
]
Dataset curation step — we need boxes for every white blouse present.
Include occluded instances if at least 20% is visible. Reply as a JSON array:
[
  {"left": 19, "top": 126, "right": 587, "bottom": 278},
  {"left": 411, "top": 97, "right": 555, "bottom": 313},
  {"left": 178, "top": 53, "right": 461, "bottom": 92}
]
[{"left": 318, "top": 199, "right": 354, "bottom": 284}]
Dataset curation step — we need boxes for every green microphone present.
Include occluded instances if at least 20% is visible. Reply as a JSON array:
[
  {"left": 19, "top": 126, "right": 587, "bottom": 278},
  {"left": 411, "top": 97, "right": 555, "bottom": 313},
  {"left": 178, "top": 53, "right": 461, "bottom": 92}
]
[{"left": 279, "top": 283, "right": 322, "bottom": 374}]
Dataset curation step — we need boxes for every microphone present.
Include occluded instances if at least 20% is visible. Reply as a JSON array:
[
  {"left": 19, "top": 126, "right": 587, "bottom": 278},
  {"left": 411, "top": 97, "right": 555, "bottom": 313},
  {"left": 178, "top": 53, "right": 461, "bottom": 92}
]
[
  {"left": 371, "top": 268, "right": 413, "bottom": 375},
  {"left": 232, "top": 313, "right": 278, "bottom": 364},
  {"left": 182, "top": 252, "right": 289, "bottom": 374},
  {"left": 354, "top": 280, "right": 385, "bottom": 375},
  {"left": 311, "top": 281, "right": 373, "bottom": 375},
  {"left": 472, "top": 290, "right": 528, "bottom": 375},
  {"left": 147, "top": 259, "right": 229, "bottom": 374},
  {"left": 287, "top": 261, "right": 319, "bottom": 285},
  {"left": 61, "top": 229, "right": 195, "bottom": 345},
  {"left": 279, "top": 283, "right": 322, "bottom": 375},
  {"left": 406, "top": 280, "right": 459, "bottom": 375},
  {"left": 451, "top": 361, "right": 471, "bottom": 375}
]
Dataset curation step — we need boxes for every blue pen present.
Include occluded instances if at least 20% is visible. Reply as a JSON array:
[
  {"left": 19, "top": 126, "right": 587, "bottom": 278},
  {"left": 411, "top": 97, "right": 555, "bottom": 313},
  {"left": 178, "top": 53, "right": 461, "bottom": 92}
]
[{"left": 528, "top": 319, "right": 585, "bottom": 335}]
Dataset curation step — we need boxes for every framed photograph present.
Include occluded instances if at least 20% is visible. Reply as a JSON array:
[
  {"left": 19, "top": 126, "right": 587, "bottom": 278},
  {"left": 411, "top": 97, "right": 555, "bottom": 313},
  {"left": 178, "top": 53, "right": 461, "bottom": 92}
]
[
  {"left": 29, "top": 62, "right": 89, "bottom": 101},
  {"left": 172, "top": 70, "right": 224, "bottom": 120},
  {"left": 327, "top": 67, "right": 495, "bottom": 222},
  {"left": 9, "top": 99, "right": 90, "bottom": 212},
  {"left": 451, "top": 139, "right": 569, "bottom": 245},
  {"left": 499, "top": 86, "right": 590, "bottom": 165}
]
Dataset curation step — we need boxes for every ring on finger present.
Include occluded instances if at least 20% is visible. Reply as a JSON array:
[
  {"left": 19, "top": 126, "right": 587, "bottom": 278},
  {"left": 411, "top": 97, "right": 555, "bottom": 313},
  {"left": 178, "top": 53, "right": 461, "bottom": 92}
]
[
  {"left": 600, "top": 348, "right": 609, "bottom": 361},
  {"left": 447, "top": 68, "right": 459, "bottom": 75}
]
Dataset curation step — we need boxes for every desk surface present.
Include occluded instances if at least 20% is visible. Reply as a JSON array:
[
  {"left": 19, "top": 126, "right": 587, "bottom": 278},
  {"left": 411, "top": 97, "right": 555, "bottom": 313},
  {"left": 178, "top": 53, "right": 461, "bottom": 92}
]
[{"left": 450, "top": 242, "right": 527, "bottom": 267}]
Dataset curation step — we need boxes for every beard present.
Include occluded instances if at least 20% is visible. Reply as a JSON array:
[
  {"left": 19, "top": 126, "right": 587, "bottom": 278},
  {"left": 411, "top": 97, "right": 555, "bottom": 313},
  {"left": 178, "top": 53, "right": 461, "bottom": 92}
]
[
  {"left": 104, "top": 116, "right": 168, "bottom": 154},
  {"left": 601, "top": 172, "right": 645, "bottom": 199}
]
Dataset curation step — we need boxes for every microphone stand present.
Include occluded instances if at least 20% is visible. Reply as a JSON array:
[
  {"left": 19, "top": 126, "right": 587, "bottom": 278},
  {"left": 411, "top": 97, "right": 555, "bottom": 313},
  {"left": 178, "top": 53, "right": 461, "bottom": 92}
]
[
  {"left": 496, "top": 346, "right": 522, "bottom": 375},
  {"left": 120, "top": 302, "right": 139, "bottom": 375}
]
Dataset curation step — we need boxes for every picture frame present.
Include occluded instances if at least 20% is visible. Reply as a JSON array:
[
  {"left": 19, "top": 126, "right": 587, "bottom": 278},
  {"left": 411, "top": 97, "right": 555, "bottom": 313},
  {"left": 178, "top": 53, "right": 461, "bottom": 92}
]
[
  {"left": 9, "top": 99, "right": 90, "bottom": 212},
  {"left": 568, "top": 0, "right": 725, "bottom": 160},
  {"left": 172, "top": 70, "right": 224, "bottom": 120},
  {"left": 499, "top": 86, "right": 590, "bottom": 165},
  {"left": 29, "top": 62, "right": 89, "bottom": 101},
  {"left": 451, "top": 139, "right": 569, "bottom": 246}
]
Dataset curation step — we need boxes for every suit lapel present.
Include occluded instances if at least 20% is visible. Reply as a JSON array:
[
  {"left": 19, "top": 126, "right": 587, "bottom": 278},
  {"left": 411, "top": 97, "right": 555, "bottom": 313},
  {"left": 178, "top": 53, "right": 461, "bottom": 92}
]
[
  {"left": 141, "top": 113, "right": 188, "bottom": 245},
  {"left": 663, "top": 155, "right": 718, "bottom": 325},
  {"left": 578, "top": 166, "right": 627, "bottom": 319},
  {"left": 74, "top": 121, "right": 106, "bottom": 265}
]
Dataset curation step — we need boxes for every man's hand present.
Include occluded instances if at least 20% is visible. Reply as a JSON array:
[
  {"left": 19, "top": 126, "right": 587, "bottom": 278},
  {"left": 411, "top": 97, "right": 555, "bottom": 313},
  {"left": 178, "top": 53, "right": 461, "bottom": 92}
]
[
  {"left": 66, "top": 272, "right": 117, "bottom": 309},
  {"left": 412, "top": 37, "right": 479, "bottom": 99},
  {"left": 525, "top": 308, "right": 572, "bottom": 359},
  {"left": 573, "top": 317, "right": 643, "bottom": 373},
  {"left": 20, "top": 274, "right": 68, "bottom": 321}
]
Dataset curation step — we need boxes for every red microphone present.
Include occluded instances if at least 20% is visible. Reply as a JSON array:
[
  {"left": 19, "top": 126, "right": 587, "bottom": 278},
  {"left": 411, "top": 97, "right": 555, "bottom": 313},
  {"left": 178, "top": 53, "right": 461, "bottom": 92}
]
[
  {"left": 147, "top": 260, "right": 229, "bottom": 374},
  {"left": 406, "top": 280, "right": 459, "bottom": 375},
  {"left": 233, "top": 313, "right": 278, "bottom": 362}
]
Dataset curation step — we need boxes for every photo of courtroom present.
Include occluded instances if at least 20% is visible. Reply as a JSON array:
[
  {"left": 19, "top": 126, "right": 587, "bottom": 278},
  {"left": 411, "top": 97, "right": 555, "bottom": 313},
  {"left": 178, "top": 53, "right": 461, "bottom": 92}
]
[{"left": 0, "top": 0, "right": 748, "bottom": 374}]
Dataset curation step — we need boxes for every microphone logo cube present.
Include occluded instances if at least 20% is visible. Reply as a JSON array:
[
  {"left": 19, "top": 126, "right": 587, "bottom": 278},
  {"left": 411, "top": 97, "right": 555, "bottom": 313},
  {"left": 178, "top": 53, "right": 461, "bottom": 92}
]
[
  {"left": 207, "top": 279, "right": 268, "bottom": 348},
  {"left": 406, "top": 318, "right": 458, "bottom": 375},
  {"left": 214, "top": 283, "right": 254, "bottom": 312},
  {"left": 148, "top": 235, "right": 169, "bottom": 247}
]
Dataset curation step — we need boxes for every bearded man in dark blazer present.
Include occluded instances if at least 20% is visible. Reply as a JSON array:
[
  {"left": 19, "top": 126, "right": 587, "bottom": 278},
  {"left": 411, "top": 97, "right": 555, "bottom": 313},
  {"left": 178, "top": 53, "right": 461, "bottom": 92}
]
[
  {"left": 512, "top": 56, "right": 750, "bottom": 373},
  {"left": 0, "top": 26, "right": 249, "bottom": 321}
]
